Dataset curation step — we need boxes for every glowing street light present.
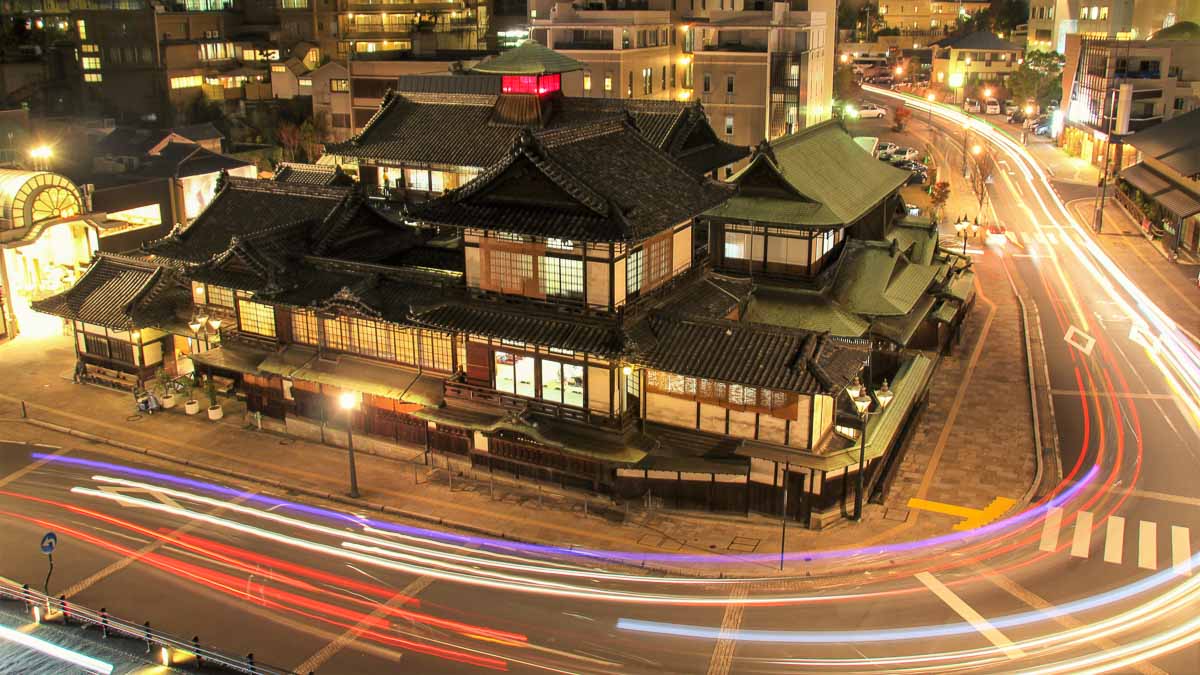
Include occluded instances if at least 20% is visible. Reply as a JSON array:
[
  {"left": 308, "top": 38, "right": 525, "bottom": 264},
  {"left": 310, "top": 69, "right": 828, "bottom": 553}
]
[
  {"left": 971, "top": 143, "right": 983, "bottom": 155},
  {"left": 894, "top": 65, "right": 904, "bottom": 76},
  {"left": 29, "top": 145, "right": 52, "bottom": 170},
  {"left": 983, "top": 86, "right": 993, "bottom": 98},
  {"left": 840, "top": 53, "right": 850, "bottom": 64},
  {"left": 339, "top": 391, "right": 361, "bottom": 498}
]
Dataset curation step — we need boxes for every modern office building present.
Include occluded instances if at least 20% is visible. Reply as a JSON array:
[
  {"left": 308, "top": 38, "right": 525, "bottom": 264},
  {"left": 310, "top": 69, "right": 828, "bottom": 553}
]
[{"left": 877, "top": 0, "right": 991, "bottom": 34}]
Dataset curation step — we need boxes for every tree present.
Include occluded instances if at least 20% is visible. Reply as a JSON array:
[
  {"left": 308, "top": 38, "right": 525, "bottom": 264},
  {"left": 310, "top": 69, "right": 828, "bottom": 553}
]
[
  {"left": 968, "top": 148, "right": 995, "bottom": 214},
  {"left": 834, "top": 65, "right": 861, "bottom": 102},
  {"left": 277, "top": 121, "right": 301, "bottom": 162},
  {"left": 1008, "top": 50, "right": 1065, "bottom": 108},
  {"left": 892, "top": 103, "right": 912, "bottom": 132},
  {"left": 930, "top": 181, "right": 951, "bottom": 220}
]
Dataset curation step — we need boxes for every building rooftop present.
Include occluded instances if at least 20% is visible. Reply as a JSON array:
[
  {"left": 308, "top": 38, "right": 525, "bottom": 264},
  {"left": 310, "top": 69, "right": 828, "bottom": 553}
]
[
  {"left": 471, "top": 39, "right": 585, "bottom": 75},
  {"left": 931, "top": 31, "right": 1020, "bottom": 51},
  {"left": 30, "top": 253, "right": 181, "bottom": 330},
  {"left": 273, "top": 162, "right": 356, "bottom": 187},
  {"left": 1125, "top": 108, "right": 1200, "bottom": 180},
  {"left": 415, "top": 118, "right": 733, "bottom": 242}
]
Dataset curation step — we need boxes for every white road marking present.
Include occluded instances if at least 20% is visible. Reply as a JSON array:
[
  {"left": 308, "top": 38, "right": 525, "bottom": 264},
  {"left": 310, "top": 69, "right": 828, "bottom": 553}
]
[
  {"left": 1064, "top": 325, "right": 1097, "bottom": 356},
  {"left": 1172, "top": 526, "right": 1191, "bottom": 577},
  {"left": 1104, "top": 516, "right": 1125, "bottom": 564},
  {"left": 1070, "top": 511, "right": 1093, "bottom": 558},
  {"left": 1139, "top": 521, "right": 1157, "bottom": 570},
  {"left": 1040, "top": 507, "right": 1062, "bottom": 552},
  {"left": 916, "top": 572, "right": 1024, "bottom": 659}
]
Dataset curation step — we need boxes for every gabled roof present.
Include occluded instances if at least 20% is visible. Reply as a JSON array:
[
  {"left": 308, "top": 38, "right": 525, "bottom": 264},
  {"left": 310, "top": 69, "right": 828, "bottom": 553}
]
[
  {"left": 628, "top": 315, "right": 866, "bottom": 395},
  {"left": 171, "top": 122, "right": 224, "bottom": 143},
  {"left": 471, "top": 40, "right": 584, "bottom": 75},
  {"left": 705, "top": 122, "right": 909, "bottom": 228},
  {"left": 31, "top": 253, "right": 178, "bottom": 329},
  {"left": 143, "top": 177, "right": 356, "bottom": 263},
  {"left": 137, "top": 142, "right": 254, "bottom": 179},
  {"left": 324, "top": 84, "right": 747, "bottom": 176},
  {"left": 1124, "top": 108, "right": 1200, "bottom": 179},
  {"left": 415, "top": 118, "right": 733, "bottom": 241},
  {"left": 273, "top": 162, "right": 355, "bottom": 186}
]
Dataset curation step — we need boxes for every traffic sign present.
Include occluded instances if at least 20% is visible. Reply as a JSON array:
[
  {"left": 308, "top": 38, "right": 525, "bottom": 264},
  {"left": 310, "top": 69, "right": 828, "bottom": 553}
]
[{"left": 40, "top": 532, "right": 57, "bottom": 555}]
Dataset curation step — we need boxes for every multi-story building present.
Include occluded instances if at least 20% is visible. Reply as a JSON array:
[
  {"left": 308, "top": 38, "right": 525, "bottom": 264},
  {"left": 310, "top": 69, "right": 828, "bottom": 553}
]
[
  {"left": 276, "top": 0, "right": 495, "bottom": 63},
  {"left": 1060, "top": 30, "right": 1200, "bottom": 169},
  {"left": 34, "top": 47, "right": 972, "bottom": 527},
  {"left": 528, "top": 0, "right": 836, "bottom": 164},
  {"left": 877, "top": 0, "right": 990, "bottom": 35},
  {"left": 931, "top": 31, "right": 1023, "bottom": 100},
  {"left": 1025, "top": 0, "right": 1196, "bottom": 53},
  {"left": 70, "top": 0, "right": 277, "bottom": 122}
]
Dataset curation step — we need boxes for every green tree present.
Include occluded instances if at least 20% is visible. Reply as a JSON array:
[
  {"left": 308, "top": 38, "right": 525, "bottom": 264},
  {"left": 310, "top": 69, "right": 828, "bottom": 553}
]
[
  {"left": 834, "top": 65, "right": 861, "bottom": 102},
  {"left": 1008, "top": 50, "right": 1065, "bottom": 108}
]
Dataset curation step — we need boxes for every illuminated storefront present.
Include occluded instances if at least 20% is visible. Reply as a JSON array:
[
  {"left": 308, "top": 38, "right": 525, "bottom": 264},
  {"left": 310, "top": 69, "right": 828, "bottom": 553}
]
[{"left": 0, "top": 170, "right": 96, "bottom": 340}]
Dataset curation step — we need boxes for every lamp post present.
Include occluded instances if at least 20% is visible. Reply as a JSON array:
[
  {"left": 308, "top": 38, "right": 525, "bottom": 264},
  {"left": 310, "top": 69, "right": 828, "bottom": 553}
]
[
  {"left": 848, "top": 376, "right": 894, "bottom": 521},
  {"left": 29, "top": 145, "right": 52, "bottom": 171},
  {"left": 926, "top": 92, "right": 936, "bottom": 127},
  {"left": 339, "top": 391, "right": 360, "bottom": 498},
  {"left": 961, "top": 121, "right": 971, "bottom": 178}
]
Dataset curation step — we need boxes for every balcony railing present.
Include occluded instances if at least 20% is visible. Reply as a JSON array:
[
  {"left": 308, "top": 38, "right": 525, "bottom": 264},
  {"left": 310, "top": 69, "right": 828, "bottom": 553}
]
[
  {"left": 444, "top": 377, "right": 628, "bottom": 430},
  {"left": 699, "top": 42, "right": 767, "bottom": 53}
]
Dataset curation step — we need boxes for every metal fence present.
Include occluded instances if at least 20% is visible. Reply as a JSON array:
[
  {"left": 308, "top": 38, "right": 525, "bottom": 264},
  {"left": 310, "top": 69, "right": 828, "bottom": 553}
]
[{"left": 0, "top": 578, "right": 294, "bottom": 674}]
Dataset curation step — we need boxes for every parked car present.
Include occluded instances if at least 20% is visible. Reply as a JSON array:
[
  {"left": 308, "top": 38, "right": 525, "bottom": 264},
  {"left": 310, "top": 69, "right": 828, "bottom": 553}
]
[
  {"left": 893, "top": 159, "right": 929, "bottom": 174},
  {"left": 890, "top": 147, "right": 921, "bottom": 162},
  {"left": 1004, "top": 100, "right": 1019, "bottom": 116},
  {"left": 1007, "top": 110, "right": 1027, "bottom": 125},
  {"left": 964, "top": 98, "right": 981, "bottom": 113},
  {"left": 1025, "top": 114, "right": 1049, "bottom": 130},
  {"left": 1033, "top": 120, "right": 1052, "bottom": 136},
  {"left": 985, "top": 98, "right": 1001, "bottom": 115},
  {"left": 875, "top": 141, "right": 899, "bottom": 158},
  {"left": 985, "top": 223, "right": 1008, "bottom": 247},
  {"left": 857, "top": 102, "right": 888, "bottom": 118},
  {"left": 904, "top": 171, "right": 928, "bottom": 186}
]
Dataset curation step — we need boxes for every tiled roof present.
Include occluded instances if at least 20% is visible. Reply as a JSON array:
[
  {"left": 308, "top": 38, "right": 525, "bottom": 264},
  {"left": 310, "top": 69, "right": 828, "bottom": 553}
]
[
  {"left": 31, "top": 254, "right": 173, "bottom": 329},
  {"left": 325, "top": 88, "right": 746, "bottom": 176},
  {"left": 416, "top": 118, "right": 733, "bottom": 241},
  {"left": 709, "top": 122, "right": 909, "bottom": 228},
  {"left": 833, "top": 239, "right": 941, "bottom": 316},
  {"left": 1124, "top": 108, "right": 1200, "bottom": 179},
  {"left": 629, "top": 314, "right": 866, "bottom": 394},
  {"left": 471, "top": 40, "right": 584, "bottom": 75},
  {"left": 171, "top": 122, "right": 224, "bottom": 142},
  {"left": 273, "top": 162, "right": 355, "bottom": 186},
  {"left": 414, "top": 301, "right": 627, "bottom": 356},
  {"left": 144, "top": 177, "right": 353, "bottom": 263},
  {"left": 137, "top": 142, "right": 254, "bottom": 180}
]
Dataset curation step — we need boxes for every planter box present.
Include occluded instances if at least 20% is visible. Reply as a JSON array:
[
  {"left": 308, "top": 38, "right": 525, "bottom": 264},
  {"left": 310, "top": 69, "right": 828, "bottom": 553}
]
[
  {"left": 207, "top": 405, "right": 224, "bottom": 421},
  {"left": 185, "top": 400, "right": 201, "bottom": 415}
]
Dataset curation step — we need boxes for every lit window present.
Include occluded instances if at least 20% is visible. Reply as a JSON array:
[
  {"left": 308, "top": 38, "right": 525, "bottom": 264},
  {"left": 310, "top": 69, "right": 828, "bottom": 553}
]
[
  {"left": 84, "top": 73, "right": 102, "bottom": 83},
  {"left": 724, "top": 114, "right": 734, "bottom": 135},
  {"left": 236, "top": 298, "right": 276, "bottom": 338},
  {"left": 299, "top": 78, "right": 313, "bottom": 87},
  {"left": 330, "top": 78, "right": 348, "bottom": 91},
  {"left": 583, "top": 71, "right": 592, "bottom": 91},
  {"left": 81, "top": 57, "right": 101, "bottom": 70},
  {"left": 76, "top": 19, "right": 86, "bottom": 40},
  {"left": 604, "top": 73, "right": 613, "bottom": 91},
  {"left": 81, "top": 44, "right": 98, "bottom": 53},
  {"left": 271, "top": 64, "right": 286, "bottom": 72},
  {"left": 547, "top": 238, "right": 574, "bottom": 250},
  {"left": 170, "top": 75, "right": 203, "bottom": 89}
]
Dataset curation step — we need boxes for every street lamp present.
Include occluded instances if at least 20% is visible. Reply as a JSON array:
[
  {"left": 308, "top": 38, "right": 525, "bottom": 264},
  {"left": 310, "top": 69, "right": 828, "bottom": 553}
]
[
  {"left": 339, "top": 391, "right": 360, "bottom": 498},
  {"left": 848, "top": 374, "right": 893, "bottom": 521},
  {"left": 983, "top": 86, "right": 993, "bottom": 98},
  {"left": 29, "top": 145, "right": 52, "bottom": 171},
  {"left": 961, "top": 121, "right": 971, "bottom": 178}
]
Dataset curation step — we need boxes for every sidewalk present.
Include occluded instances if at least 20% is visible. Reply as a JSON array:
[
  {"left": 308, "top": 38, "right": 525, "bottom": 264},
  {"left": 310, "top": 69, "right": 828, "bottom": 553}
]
[
  {"left": 0, "top": 335, "right": 956, "bottom": 578},
  {"left": 881, "top": 126, "right": 1039, "bottom": 529}
]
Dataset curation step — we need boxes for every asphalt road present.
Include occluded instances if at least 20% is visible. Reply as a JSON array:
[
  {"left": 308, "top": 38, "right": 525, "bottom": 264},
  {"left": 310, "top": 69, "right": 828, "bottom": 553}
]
[{"left": 2, "top": 101, "right": 1200, "bottom": 673}]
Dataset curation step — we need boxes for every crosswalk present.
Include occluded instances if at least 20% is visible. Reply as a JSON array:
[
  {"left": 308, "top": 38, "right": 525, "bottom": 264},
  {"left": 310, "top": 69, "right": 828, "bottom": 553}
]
[{"left": 1038, "top": 507, "right": 1193, "bottom": 576}]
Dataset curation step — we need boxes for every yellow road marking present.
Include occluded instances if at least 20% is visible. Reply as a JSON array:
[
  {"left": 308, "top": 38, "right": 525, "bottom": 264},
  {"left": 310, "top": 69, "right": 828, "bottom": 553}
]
[{"left": 907, "top": 496, "right": 1016, "bottom": 531}]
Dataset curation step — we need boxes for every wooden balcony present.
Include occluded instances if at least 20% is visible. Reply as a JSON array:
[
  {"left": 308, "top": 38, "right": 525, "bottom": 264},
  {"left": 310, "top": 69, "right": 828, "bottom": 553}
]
[{"left": 443, "top": 377, "right": 630, "bottom": 430}]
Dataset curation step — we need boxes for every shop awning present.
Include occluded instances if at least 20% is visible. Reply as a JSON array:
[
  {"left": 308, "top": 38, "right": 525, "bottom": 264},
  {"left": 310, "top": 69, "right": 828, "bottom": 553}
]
[
  {"left": 1121, "top": 163, "right": 1171, "bottom": 196},
  {"left": 191, "top": 342, "right": 270, "bottom": 375},
  {"left": 259, "top": 346, "right": 446, "bottom": 407},
  {"left": 1157, "top": 189, "right": 1200, "bottom": 219}
]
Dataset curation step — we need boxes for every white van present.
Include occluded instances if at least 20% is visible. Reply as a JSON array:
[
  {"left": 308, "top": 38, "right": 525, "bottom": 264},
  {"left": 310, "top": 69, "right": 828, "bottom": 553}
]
[
  {"left": 963, "top": 98, "right": 981, "bottom": 113},
  {"left": 985, "top": 98, "right": 1001, "bottom": 114}
]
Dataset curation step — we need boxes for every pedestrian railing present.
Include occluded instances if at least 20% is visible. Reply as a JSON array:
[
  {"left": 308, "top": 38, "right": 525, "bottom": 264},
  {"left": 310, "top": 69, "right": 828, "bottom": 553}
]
[{"left": 0, "top": 578, "right": 294, "bottom": 674}]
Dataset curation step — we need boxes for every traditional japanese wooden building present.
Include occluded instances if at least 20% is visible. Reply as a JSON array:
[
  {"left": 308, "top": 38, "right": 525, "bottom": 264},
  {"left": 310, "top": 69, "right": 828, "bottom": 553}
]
[
  {"left": 33, "top": 46, "right": 973, "bottom": 527},
  {"left": 323, "top": 41, "right": 750, "bottom": 200}
]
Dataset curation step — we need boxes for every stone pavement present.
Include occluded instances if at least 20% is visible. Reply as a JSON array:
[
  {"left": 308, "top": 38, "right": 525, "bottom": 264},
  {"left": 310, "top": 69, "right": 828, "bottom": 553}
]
[{"left": 880, "top": 124, "right": 1039, "bottom": 533}]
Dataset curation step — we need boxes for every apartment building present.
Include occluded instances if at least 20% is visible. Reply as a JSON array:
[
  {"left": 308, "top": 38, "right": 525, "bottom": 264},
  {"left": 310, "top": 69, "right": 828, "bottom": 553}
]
[
  {"left": 931, "top": 31, "right": 1023, "bottom": 99},
  {"left": 70, "top": 0, "right": 277, "bottom": 121},
  {"left": 877, "top": 0, "right": 990, "bottom": 34},
  {"left": 528, "top": 0, "right": 836, "bottom": 164},
  {"left": 1060, "top": 30, "right": 1200, "bottom": 169},
  {"left": 1026, "top": 0, "right": 1193, "bottom": 53}
]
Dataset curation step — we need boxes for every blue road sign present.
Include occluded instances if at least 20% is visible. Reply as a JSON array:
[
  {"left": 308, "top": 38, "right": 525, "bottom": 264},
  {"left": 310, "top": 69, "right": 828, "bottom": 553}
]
[{"left": 40, "top": 532, "right": 57, "bottom": 555}]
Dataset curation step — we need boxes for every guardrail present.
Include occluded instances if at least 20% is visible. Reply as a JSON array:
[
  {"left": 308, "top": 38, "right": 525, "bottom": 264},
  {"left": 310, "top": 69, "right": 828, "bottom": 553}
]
[{"left": 0, "top": 578, "right": 293, "bottom": 674}]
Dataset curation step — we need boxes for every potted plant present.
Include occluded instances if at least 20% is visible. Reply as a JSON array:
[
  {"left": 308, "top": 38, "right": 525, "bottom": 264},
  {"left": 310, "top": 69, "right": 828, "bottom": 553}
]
[
  {"left": 184, "top": 373, "right": 201, "bottom": 416},
  {"left": 205, "top": 378, "right": 223, "bottom": 421},
  {"left": 156, "top": 368, "right": 177, "bottom": 409}
]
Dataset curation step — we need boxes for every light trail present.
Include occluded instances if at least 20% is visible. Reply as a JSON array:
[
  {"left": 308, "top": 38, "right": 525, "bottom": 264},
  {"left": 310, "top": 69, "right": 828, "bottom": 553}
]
[{"left": 0, "top": 624, "right": 114, "bottom": 674}]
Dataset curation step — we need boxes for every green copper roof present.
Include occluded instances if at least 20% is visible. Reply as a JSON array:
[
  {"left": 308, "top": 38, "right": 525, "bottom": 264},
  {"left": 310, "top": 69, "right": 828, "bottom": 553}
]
[
  {"left": 471, "top": 40, "right": 585, "bottom": 75},
  {"left": 706, "top": 121, "right": 910, "bottom": 228},
  {"left": 745, "top": 285, "right": 870, "bottom": 338},
  {"left": 888, "top": 217, "right": 938, "bottom": 265},
  {"left": 834, "top": 240, "right": 941, "bottom": 317}
]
